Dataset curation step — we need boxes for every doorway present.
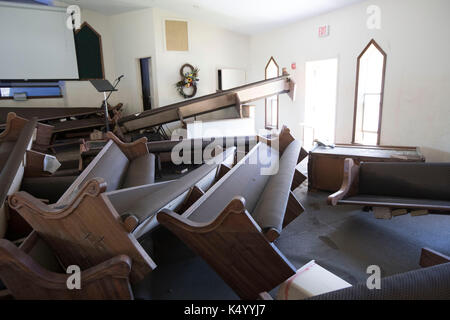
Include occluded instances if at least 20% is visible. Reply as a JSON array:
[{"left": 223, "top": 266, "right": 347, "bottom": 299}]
[
  {"left": 139, "top": 57, "right": 153, "bottom": 111},
  {"left": 304, "top": 58, "right": 338, "bottom": 149}
]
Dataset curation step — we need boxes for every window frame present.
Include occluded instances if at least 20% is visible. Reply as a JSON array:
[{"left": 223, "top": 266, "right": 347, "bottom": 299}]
[
  {"left": 264, "top": 56, "right": 280, "bottom": 130},
  {"left": 352, "top": 39, "right": 387, "bottom": 146},
  {"left": 0, "top": 81, "right": 63, "bottom": 100}
]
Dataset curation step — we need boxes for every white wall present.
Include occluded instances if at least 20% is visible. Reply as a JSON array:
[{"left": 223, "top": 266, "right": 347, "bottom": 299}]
[
  {"left": 249, "top": 0, "right": 450, "bottom": 161},
  {"left": 109, "top": 8, "right": 157, "bottom": 116},
  {"left": 101, "top": 7, "right": 250, "bottom": 120},
  {"left": 152, "top": 8, "right": 250, "bottom": 108}
]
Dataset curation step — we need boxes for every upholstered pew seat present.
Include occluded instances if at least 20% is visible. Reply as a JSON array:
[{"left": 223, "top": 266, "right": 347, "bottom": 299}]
[{"left": 329, "top": 160, "right": 450, "bottom": 212}]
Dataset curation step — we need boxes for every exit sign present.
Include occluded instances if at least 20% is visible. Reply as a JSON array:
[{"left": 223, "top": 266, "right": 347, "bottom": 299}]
[{"left": 318, "top": 25, "right": 330, "bottom": 38}]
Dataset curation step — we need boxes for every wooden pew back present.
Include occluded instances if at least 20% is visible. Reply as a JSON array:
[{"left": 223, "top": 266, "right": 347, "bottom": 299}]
[
  {"left": 0, "top": 234, "right": 133, "bottom": 300},
  {"left": 58, "top": 140, "right": 129, "bottom": 205}
]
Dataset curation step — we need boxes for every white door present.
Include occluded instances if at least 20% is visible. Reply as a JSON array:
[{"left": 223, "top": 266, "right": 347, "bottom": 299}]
[{"left": 304, "top": 58, "right": 338, "bottom": 149}]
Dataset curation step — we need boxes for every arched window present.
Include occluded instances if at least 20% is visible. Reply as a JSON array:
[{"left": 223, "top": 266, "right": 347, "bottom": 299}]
[
  {"left": 352, "top": 39, "right": 387, "bottom": 145},
  {"left": 265, "top": 57, "right": 279, "bottom": 129}
]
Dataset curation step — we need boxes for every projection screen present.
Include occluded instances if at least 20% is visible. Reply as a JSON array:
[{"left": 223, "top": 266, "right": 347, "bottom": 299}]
[{"left": 0, "top": 1, "right": 79, "bottom": 80}]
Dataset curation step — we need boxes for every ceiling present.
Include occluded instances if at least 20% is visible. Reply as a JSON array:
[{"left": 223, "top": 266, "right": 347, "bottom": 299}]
[{"left": 60, "top": 0, "right": 366, "bottom": 35}]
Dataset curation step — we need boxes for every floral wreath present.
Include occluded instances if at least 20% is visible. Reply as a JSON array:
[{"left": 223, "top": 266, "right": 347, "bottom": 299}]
[{"left": 175, "top": 64, "right": 200, "bottom": 99}]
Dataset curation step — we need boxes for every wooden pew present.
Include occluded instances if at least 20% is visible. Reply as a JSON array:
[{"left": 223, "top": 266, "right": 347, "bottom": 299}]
[
  {"left": 328, "top": 159, "right": 450, "bottom": 213},
  {"left": 9, "top": 141, "right": 236, "bottom": 283},
  {"left": 259, "top": 248, "right": 450, "bottom": 300},
  {"left": 157, "top": 127, "right": 308, "bottom": 299},
  {"left": 0, "top": 233, "right": 133, "bottom": 300},
  {"left": 0, "top": 113, "right": 37, "bottom": 238},
  {"left": 8, "top": 132, "right": 157, "bottom": 283},
  {"left": 119, "top": 74, "right": 296, "bottom": 133}
]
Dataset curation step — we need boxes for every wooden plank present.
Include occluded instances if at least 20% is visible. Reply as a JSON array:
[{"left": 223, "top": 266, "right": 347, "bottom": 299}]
[
  {"left": 291, "top": 169, "right": 307, "bottom": 191},
  {"left": 175, "top": 186, "right": 205, "bottom": 214},
  {"left": 419, "top": 248, "right": 450, "bottom": 268},
  {"left": 298, "top": 147, "right": 308, "bottom": 164},
  {"left": 216, "top": 163, "right": 232, "bottom": 182},
  {"left": 283, "top": 191, "right": 305, "bottom": 229}
]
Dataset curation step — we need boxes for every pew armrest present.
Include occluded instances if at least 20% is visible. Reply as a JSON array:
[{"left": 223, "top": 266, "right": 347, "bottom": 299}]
[
  {"left": 106, "top": 132, "right": 149, "bottom": 160},
  {"left": 0, "top": 112, "right": 29, "bottom": 141},
  {"left": 328, "top": 158, "right": 359, "bottom": 206},
  {"left": 257, "top": 125, "right": 296, "bottom": 155}
]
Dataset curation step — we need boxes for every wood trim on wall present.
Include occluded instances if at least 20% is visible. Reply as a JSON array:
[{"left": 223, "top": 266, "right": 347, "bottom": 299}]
[
  {"left": 265, "top": 56, "right": 280, "bottom": 130},
  {"left": 352, "top": 39, "right": 387, "bottom": 146}
]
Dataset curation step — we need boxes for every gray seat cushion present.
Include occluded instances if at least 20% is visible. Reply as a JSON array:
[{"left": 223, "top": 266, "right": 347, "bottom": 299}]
[
  {"left": 124, "top": 147, "right": 236, "bottom": 223},
  {"left": 252, "top": 140, "right": 301, "bottom": 233},
  {"left": 188, "top": 143, "right": 276, "bottom": 224},
  {"left": 359, "top": 162, "right": 450, "bottom": 201},
  {"left": 122, "top": 153, "right": 156, "bottom": 189},
  {"left": 309, "top": 263, "right": 450, "bottom": 300},
  {"left": 0, "top": 141, "right": 15, "bottom": 167}
]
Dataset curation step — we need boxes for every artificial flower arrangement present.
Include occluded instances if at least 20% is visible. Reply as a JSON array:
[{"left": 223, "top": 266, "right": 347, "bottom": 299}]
[{"left": 176, "top": 64, "right": 200, "bottom": 98}]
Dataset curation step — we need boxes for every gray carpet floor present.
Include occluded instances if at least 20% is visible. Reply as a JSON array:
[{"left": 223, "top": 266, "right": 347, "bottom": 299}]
[{"left": 132, "top": 161, "right": 450, "bottom": 300}]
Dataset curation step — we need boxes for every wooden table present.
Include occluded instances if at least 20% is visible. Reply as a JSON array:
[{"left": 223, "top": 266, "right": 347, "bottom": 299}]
[{"left": 308, "top": 144, "right": 425, "bottom": 192}]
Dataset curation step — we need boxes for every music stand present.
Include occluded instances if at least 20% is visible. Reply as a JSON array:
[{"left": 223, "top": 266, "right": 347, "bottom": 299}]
[{"left": 90, "top": 79, "right": 118, "bottom": 132}]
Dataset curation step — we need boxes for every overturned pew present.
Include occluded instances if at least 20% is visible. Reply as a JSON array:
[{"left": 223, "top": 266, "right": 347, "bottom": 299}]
[
  {"left": 119, "top": 74, "right": 296, "bottom": 133},
  {"left": 157, "top": 127, "right": 308, "bottom": 299}
]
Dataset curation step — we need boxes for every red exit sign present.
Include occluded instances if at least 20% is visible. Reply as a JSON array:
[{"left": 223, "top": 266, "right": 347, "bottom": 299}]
[{"left": 318, "top": 25, "right": 330, "bottom": 38}]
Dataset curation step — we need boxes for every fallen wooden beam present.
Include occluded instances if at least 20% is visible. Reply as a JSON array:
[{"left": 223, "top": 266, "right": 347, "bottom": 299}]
[{"left": 119, "top": 74, "right": 295, "bottom": 133}]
